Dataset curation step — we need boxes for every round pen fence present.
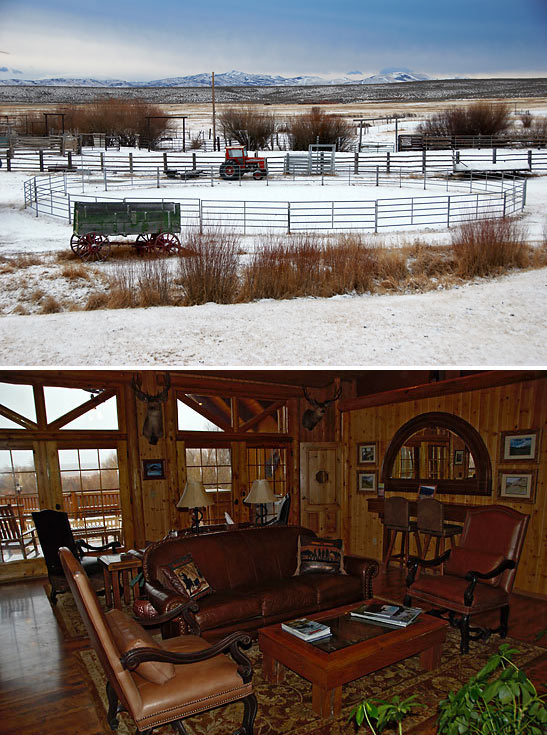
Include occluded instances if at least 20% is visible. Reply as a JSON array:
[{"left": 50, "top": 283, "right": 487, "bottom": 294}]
[{"left": 23, "top": 171, "right": 526, "bottom": 234}]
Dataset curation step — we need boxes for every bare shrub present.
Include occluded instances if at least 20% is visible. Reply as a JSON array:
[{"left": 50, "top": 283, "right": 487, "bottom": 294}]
[
  {"left": 408, "top": 242, "right": 457, "bottom": 277},
  {"left": 84, "top": 292, "right": 109, "bottom": 311},
  {"left": 450, "top": 217, "right": 530, "bottom": 277},
  {"left": 286, "top": 107, "right": 355, "bottom": 151},
  {"left": 29, "top": 288, "right": 45, "bottom": 303},
  {"left": 530, "top": 117, "right": 547, "bottom": 139},
  {"left": 40, "top": 296, "right": 62, "bottom": 314},
  {"left": 66, "top": 98, "right": 169, "bottom": 147},
  {"left": 101, "top": 257, "right": 176, "bottom": 308},
  {"left": 219, "top": 106, "right": 277, "bottom": 150},
  {"left": 418, "top": 102, "right": 512, "bottom": 137},
  {"left": 520, "top": 112, "right": 533, "bottom": 129},
  {"left": 177, "top": 230, "right": 239, "bottom": 305},
  {"left": 61, "top": 264, "right": 91, "bottom": 280}
]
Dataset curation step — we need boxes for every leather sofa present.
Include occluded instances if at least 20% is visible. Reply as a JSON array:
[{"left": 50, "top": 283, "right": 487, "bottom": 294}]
[{"left": 140, "top": 525, "right": 379, "bottom": 641}]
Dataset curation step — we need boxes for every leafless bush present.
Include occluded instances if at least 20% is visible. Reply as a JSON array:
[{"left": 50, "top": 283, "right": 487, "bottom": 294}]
[
  {"left": 99, "top": 257, "right": 177, "bottom": 308},
  {"left": 450, "top": 217, "right": 529, "bottom": 277},
  {"left": 219, "top": 106, "right": 277, "bottom": 150},
  {"left": 40, "top": 295, "right": 62, "bottom": 314},
  {"left": 177, "top": 230, "right": 240, "bottom": 305},
  {"left": 520, "top": 112, "right": 533, "bottom": 129},
  {"left": 418, "top": 102, "right": 513, "bottom": 137},
  {"left": 530, "top": 117, "right": 547, "bottom": 138},
  {"left": 286, "top": 107, "right": 355, "bottom": 151},
  {"left": 65, "top": 98, "right": 169, "bottom": 147}
]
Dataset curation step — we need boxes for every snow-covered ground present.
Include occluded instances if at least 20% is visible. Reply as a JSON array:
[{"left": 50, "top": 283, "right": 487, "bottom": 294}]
[{"left": 0, "top": 156, "right": 546, "bottom": 367}]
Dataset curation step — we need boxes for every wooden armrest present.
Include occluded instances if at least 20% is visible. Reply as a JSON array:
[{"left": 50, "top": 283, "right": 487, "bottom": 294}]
[
  {"left": 120, "top": 631, "right": 254, "bottom": 682},
  {"left": 77, "top": 539, "right": 121, "bottom": 554},
  {"left": 406, "top": 550, "right": 451, "bottom": 585},
  {"left": 463, "top": 559, "right": 516, "bottom": 606}
]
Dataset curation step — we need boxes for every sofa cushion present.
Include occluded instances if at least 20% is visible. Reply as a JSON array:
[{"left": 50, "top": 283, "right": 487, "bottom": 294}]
[
  {"left": 295, "top": 535, "right": 346, "bottom": 575},
  {"left": 159, "top": 553, "right": 212, "bottom": 600},
  {"left": 298, "top": 573, "right": 362, "bottom": 608},
  {"left": 193, "top": 586, "right": 263, "bottom": 632},
  {"left": 106, "top": 609, "right": 175, "bottom": 684},
  {"left": 258, "top": 578, "right": 318, "bottom": 617},
  {"left": 444, "top": 548, "right": 506, "bottom": 586}
]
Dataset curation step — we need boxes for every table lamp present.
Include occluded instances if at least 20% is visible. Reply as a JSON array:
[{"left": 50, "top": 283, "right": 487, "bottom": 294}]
[
  {"left": 244, "top": 478, "right": 276, "bottom": 525},
  {"left": 176, "top": 480, "right": 213, "bottom": 533}
]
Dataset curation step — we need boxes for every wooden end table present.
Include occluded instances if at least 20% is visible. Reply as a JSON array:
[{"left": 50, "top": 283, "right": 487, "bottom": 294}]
[
  {"left": 258, "top": 600, "right": 448, "bottom": 719},
  {"left": 98, "top": 554, "right": 142, "bottom": 610}
]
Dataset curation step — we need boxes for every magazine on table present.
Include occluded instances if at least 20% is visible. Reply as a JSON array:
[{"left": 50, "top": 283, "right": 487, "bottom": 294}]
[
  {"left": 281, "top": 618, "right": 332, "bottom": 641},
  {"left": 350, "top": 602, "right": 423, "bottom": 627}
]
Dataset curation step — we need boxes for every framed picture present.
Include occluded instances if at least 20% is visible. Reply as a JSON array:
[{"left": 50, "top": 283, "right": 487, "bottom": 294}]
[
  {"left": 454, "top": 449, "right": 464, "bottom": 465},
  {"left": 357, "top": 470, "right": 377, "bottom": 493},
  {"left": 418, "top": 484, "right": 437, "bottom": 498},
  {"left": 500, "top": 430, "right": 539, "bottom": 462},
  {"left": 498, "top": 470, "right": 537, "bottom": 503},
  {"left": 143, "top": 459, "right": 165, "bottom": 480},
  {"left": 357, "top": 442, "right": 377, "bottom": 465}
]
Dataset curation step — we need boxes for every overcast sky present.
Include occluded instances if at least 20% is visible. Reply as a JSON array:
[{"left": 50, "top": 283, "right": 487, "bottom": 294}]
[{"left": 0, "top": 0, "right": 546, "bottom": 81}]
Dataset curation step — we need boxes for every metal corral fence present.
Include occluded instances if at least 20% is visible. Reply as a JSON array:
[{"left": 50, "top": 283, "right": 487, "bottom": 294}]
[
  {"left": 24, "top": 172, "right": 526, "bottom": 234},
  {"left": 6, "top": 146, "right": 547, "bottom": 174}
]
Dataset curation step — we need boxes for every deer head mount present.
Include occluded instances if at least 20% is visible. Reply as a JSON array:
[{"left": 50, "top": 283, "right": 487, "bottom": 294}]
[
  {"left": 131, "top": 373, "right": 171, "bottom": 445},
  {"left": 302, "top": 385, "right": 342, "bottom": 431}
]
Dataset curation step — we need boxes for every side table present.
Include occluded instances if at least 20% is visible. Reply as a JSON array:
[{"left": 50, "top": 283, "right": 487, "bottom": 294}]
[{"left": 98, "top": 553, "right": 142, "bottom": 610}]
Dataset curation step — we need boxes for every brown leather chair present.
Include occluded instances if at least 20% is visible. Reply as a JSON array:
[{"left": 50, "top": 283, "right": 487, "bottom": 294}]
[
  {"left": 381, "top": 496, "right": 422, "bottom": 571},
  {"left": 59, "top": 547, "right": 257, "bottom": 735},
  {"left": 405, "top": 505, "right": 529, "bottom": 653},
  {"left": 417, "top": 498, "right": 462, "bottom": 572}
]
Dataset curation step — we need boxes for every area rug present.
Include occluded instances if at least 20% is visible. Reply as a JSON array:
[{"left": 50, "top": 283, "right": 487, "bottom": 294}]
[{"left": 77, "top": 629, "right": 545, "bottom": 735}]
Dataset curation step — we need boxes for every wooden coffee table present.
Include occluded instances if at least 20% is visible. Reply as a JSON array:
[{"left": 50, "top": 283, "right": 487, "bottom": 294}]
[{"left": 258, "top": 600, "right": 448, "bottom": 719}]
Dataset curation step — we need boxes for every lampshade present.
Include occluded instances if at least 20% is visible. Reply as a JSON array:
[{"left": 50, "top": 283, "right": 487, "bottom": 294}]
[
  {"left": 244, "top": 478, "right": 276, "bottom": 504},
  {"left": 176, "top": 480, "right": 214, "bottom": 509}
]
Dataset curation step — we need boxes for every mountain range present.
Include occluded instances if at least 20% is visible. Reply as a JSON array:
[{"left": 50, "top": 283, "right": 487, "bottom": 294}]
[{"left": 0, "top": 68, "right": 432, "bottom": 87}]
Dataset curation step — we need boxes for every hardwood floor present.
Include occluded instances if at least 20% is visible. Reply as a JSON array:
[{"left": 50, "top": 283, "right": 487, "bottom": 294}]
[{"left": 0, "top": 571, "right": 545, "bottom": 735}]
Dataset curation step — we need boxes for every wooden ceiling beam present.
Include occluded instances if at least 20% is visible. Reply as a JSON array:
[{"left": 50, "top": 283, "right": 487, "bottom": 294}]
[
  {"left": 0, "top": 404, "right": 37, "bottom": 430},
  {"left": 48, "top": 388, "right": 118, "bottom": 430},
  {"left": 338, "top": 370, "right": 547, "bottom": 412}
]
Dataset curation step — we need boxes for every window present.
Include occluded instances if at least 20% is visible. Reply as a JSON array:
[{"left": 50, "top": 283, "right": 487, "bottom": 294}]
[
  {"left": 0, "top": 449, "right": 39, "bottom": 563},
  {"left": 58, "top": 448, "right": 122, "bottom": 546},
  {"left": 247, "top": 447, "right": 287, "bottom": 521},
  {"left": 185, "top": 447, "right": 232, "bottom": 524}
]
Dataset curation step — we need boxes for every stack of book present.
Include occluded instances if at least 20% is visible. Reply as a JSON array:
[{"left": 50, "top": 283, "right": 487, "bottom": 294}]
[
  {"left": 350, "top": 602, "right": 422, "bottom": 627},
  {"left": 281, "top": 618, "right": 332, "bottom": 641}
]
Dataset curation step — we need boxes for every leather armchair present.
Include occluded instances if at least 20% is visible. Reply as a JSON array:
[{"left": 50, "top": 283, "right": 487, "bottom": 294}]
[
  {"left": 59, "top": 547, "right": 257, "bottom": 735},
  {"left": 404, "top": 505, "right": 529, "bottom": 654}
]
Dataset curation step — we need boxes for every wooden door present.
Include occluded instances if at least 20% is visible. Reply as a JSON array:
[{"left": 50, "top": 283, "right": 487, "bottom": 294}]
[{"left": 299, "top": 442, "right": 341, "bottom": 537}]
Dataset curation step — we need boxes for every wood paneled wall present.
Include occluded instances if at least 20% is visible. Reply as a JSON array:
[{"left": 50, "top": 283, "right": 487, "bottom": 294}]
[{"left": 343, "top": 377, "right": 547, "bottom": 597}]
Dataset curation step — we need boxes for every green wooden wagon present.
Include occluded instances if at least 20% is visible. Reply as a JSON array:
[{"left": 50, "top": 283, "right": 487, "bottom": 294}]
[{"left": 71, "top": 201, "right": 182, "bottom": 261}]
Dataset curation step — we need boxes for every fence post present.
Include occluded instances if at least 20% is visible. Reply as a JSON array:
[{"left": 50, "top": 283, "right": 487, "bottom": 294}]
[
  {"left": 503, "top": 191, "right": 507, "bottom": 218},
  {"left": 374, "top": 200, "right": 378, "bottom": 233},
  {"left": 528, "top": 150, "right": 532, "bottom": 171},
  {"left": 354, "top": 151, "right": 359, "bottom": 175},
  {"left": 104, "top": 167, "right": 108, "bottom": 191},
  {"left": 243, "top": 201, "right": 246, "bottom": 236},
  {"left": 193, "top": 152, "right": 197, "bottom": 169},
  {"left": 332, "top": 201, "right": 335, "bottom": 229},
  {"left": 157, "top": 167, "right": 160, "bottom": 188},
  {"left": 199, "top": 200, "right": 203, "bottom": 234},
  {"left": 375, "top": 166, "right": 379, "bottom": 186},
  {"left": 68, "top": 193, "right": 71, "bottom": 224},
  {"left": 100, "top": 152, "right": 104, "bottom": 172},
  {"left": 34, "top": 178, "right": 38, "bottom": 217},
  {"left": 522, "top": 179, "right": 527, "bottom": 209},
  {"left": 39, "top": 150, "right": 44, "bottom": 172},
  {"left": 492, "top": 148, "right": 497, "bottom": 164},
  {"left": 447, "top": 196, "right": 451, "bottom": 228},
  {"left": 422, "top": 148, "right": 426, "bottom": 174},
  {"left": 6, "top": 151, "right": 11, "bottom": 171},
  {"left": 287, "top": 202, "right": 291, "bottom": 234},
  {"left": 129, "top": 152, "right": 133, "bottom": 175},
  {"left": 67, "top": 151, "right": 73, "bottom": 170},
  {"left": 386, "top": 151, "right": 390, "bottom": 175},
  {"left": 163, "top": 152, "right": 168, "bottom": 173}
]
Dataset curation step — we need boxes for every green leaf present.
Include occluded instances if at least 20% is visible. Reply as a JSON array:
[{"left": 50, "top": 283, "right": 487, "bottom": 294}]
[{"left": 497, "top": 684, "right": 514, "bottom": 705}]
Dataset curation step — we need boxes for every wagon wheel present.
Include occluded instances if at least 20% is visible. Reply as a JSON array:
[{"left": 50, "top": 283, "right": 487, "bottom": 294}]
[
  {"left": 135, "top": 233, "right": 155, "bottom": 255},
  {"left": 72, "top": 233, "right": 111, "bottom": 262},
  {"left": 153, "top": 233, "right": 182, "bottom": 254}
]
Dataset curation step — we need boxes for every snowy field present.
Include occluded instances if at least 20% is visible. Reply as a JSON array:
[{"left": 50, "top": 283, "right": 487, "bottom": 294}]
[{"left": 0, "top": 130, "right": 546, "bottom": 366}]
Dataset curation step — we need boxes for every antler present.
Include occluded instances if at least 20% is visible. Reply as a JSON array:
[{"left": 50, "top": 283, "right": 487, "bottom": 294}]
[
  {"left": 303, "top": 387, "right": 321, "bottom": 408},
  {"left": 303, "top": 384, "right": 342, "bottom": 408},
  {"left": 131, "top": 373, "right": 171, "bottom": 403}
]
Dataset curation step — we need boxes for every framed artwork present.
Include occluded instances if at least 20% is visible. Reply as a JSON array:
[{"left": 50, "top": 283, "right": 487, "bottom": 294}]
[
  {"left": 498, "top": 470, "right": 537, "bottom": 503},
  {"left": 143, "top": 459, "right": 165, "bottom": 480},
  {"left": 357, "top": 470, "right": 377, "bottom": 493},
  {"left": 454, "top": 449, "right": 464, "bottom": 465},
  {"left": 418, "top": 484, "right": 437, "bottom": 498},
  {"left": 357, "top": 442, "right": 377, "bottom": 465},
  {"left": 500, "top": 430, "right": 539, "bottom": 462}
]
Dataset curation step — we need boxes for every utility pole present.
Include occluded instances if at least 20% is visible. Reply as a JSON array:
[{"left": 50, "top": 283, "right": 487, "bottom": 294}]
[{"left": 211, "top": 71, "right": 216, "bottom": 151}]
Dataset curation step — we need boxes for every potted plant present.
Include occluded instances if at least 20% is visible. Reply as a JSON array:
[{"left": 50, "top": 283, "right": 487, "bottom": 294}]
[{"left": 350, "top": 694, "right": 423, "bottom": 734}]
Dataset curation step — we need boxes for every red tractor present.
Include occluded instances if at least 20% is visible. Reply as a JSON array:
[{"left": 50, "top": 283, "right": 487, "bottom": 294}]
[{"left": 219, "top": 145, "right": 268, "bottom": 180}]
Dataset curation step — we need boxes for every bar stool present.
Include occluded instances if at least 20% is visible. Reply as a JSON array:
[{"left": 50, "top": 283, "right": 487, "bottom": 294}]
[
  {"left": 417, "top": 497, "right": 462, "bottom": 572},
  {"left": 382, "top": 496, "right": 422, "bottom": 571}
]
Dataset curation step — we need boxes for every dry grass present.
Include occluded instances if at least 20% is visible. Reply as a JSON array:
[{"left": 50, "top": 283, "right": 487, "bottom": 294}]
[
  {"left": 176, "top": 230, "right": 240, "bottom": 305},
  {"left": 61, "top": 264, "right": 92, "bottom": 281},
  {"left": 450, "top": 217, "right": 530, "bottom": 277},
  {"left": 40, "top": 296, "right": 62, "bottom": 314}
]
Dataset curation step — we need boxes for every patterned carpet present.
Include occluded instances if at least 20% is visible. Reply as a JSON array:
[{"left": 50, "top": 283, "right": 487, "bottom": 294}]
[{"left": 76, "top": 629, "right": 544, "bottom": 735}]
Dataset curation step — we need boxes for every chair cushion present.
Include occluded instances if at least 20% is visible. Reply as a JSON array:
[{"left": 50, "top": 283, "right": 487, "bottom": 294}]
[
  {"left": 444, "top": 548, "right": 506, "bottom": 585},
  {"left": 159, "top": 553, "right": 212, "bottom": 600},
  {"left": 295, "top": 535, "right": 346, "bottom": 575},
  {"left": 106, "top": 609, "right": 176, "bottom": 684},
  {"left": 409, "top": 575, "right": 509, "bottom": 613}
]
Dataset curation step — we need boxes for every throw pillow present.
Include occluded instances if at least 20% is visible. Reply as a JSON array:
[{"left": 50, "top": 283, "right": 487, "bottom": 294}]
[
  {"left": 106, "top": 609, "right": 175, "bottom": 684},
  {"left": 159, "top": 553, "right": 212, "bottom": 600},
  {"left": 295, "top": 535, "right": 346, "bottom": 575}
]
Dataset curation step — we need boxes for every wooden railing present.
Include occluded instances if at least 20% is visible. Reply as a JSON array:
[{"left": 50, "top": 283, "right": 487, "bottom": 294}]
[{"left": 0, "top": 489, "right": 121, "bottom": 520}]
